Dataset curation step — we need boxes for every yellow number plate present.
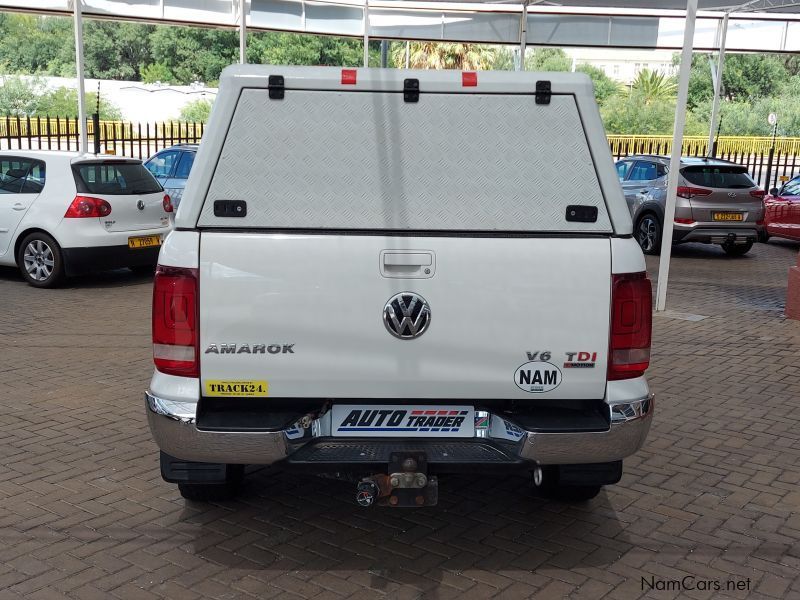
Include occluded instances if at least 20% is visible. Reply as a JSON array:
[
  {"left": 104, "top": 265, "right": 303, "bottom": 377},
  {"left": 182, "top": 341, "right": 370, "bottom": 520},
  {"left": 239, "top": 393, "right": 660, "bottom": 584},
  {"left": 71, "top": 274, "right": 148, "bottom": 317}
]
[
  {"left": 712, "top": 212, "right": 744, "bottom": 222},
  {"left": 128, "top": 235, "right": 162, "bottom": 249},
  {"left": 204, "top": 380, "right": 269, "bottom": 397}
]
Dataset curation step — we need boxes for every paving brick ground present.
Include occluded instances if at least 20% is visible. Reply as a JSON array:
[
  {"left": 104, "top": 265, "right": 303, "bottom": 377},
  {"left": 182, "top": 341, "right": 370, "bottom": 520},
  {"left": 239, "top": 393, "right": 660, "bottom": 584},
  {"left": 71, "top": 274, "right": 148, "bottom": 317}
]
[{"left": 1, "top": 239, "right": 799, "bottom": 600}]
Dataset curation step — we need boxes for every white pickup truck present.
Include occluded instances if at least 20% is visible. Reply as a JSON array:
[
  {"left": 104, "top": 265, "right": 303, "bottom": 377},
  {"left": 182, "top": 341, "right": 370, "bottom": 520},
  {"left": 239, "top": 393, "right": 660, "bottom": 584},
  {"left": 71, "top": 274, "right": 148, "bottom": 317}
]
[{"left": 146, "top": 65, "right": 654, "bottom": 506}]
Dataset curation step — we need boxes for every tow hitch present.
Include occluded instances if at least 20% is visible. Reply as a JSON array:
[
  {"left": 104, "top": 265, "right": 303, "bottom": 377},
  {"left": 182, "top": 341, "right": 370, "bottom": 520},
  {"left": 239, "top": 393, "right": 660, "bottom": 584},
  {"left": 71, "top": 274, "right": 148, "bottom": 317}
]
[{"left": 355, "top": 452, "right": 438, "bottom": 507}]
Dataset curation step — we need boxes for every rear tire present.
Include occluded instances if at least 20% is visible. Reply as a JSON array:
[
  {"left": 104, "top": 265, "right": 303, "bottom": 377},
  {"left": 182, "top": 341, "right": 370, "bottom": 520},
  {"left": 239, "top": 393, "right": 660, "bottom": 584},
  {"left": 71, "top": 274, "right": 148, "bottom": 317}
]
[
  {"left": 721, "top": 240, "right": 753, "bottom": 256},
  {"left": 16, "top": 232, "right": 65, "bottom": 288},
  {"left": 635, "top": 214, "right": 662, "bottom": 255}
]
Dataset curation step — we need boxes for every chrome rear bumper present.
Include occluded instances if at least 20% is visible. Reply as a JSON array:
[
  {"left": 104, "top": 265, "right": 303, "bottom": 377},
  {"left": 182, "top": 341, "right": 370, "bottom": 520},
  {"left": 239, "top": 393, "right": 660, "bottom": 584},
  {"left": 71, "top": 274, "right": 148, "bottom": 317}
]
[{"left": 146, "top": 392, "right": 653, "bottom": 466}]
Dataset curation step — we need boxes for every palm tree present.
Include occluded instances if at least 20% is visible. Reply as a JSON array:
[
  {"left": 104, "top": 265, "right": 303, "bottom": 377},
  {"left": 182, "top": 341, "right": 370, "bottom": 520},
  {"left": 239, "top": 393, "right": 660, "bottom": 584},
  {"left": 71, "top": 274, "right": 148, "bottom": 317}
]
[
  {"left": 630, "top": 69, "right": 678, "bottom": 105},
  {"left": 390, "top": 42, "right": 496, "bottom": 70}
]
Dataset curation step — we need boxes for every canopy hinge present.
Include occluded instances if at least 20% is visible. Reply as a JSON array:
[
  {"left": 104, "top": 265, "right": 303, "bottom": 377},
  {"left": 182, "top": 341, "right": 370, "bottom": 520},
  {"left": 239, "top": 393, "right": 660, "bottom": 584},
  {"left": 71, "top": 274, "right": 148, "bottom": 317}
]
[
  {"left": 404, "top": 78, "right": 420, "bottom": 103},
  {"left": 535, "top": 80, "right": 551, "bottom": 105},
  {"left": 268, "top": 75, "right": 285, "bottom": 100}
]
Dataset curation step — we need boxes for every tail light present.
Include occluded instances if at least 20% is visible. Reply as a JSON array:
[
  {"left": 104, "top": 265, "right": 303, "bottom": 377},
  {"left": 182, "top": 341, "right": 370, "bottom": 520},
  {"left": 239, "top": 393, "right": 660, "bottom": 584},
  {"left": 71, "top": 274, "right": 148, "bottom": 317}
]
[
  {"left": 674, "top": 217, "right": 695, "bottom": 225},
  {"left": 153, "top": 266, "right": 199, "bottom": 377},
  {"left": 609, "top": 272, "right": 652, "bottom": 381},
  {"left": 64, "top": 195, "right": 112, "bottom": 218},
  {"left": 749, "top": 189, "right": 766, "bottom": 199},
  {"left": 163, "top": 194, "right": 173, "bottom": 213},
  {"left": 677, "top": 186, "right": 712, "bottom": 199}
]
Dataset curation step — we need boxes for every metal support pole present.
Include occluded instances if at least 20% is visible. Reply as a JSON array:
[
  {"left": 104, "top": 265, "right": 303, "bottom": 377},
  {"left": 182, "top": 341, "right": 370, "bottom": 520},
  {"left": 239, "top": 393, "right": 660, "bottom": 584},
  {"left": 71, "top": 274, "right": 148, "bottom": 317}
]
[
  {"left": 655, "top": 0, "right": 698, "bottom": 312},
  {"left": 405, "top": 41, "right": 410, "bottom": 68},
  {"left": 380, "top": 40, "right": 388, "bottom": 68},
  {"left": 363, "top": 0, "right": 370, "bottom": 67},
  {"left": 707, "top": 13, "right": 728, "bottom": 157},
  {"left": 518, "top": 1, "right": 528, "bottom": 71},
  {"left": 239, "top": 0, "right": 247, "bottom": 64},
  {"left": 73, "top": 0, "right": 87, "bottom": 154}
]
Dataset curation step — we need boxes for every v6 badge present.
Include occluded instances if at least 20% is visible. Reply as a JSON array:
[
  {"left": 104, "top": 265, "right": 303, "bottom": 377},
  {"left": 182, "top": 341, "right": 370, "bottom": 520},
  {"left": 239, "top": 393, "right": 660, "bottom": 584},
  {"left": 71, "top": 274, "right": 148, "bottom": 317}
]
[{"left": 513, "top": 361, "right": 562, "bottom": 393}]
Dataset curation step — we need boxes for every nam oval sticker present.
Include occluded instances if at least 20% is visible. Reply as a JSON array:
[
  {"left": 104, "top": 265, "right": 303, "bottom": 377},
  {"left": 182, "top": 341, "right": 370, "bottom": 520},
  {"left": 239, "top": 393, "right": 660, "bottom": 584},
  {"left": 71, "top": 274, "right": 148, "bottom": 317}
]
[{"left": 513, "top": 361, "right": 562, "bottom": 393}]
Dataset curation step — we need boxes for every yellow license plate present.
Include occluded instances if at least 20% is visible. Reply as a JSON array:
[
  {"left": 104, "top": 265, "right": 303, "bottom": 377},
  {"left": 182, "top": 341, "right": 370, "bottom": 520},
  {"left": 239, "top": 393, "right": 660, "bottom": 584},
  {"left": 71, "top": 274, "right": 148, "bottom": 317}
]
[
  {"left": 128, "top": 235, "right": 162, "bottom": 249},
  {"left": 712, "top": 212, "right": 744, "bottom": 222}
]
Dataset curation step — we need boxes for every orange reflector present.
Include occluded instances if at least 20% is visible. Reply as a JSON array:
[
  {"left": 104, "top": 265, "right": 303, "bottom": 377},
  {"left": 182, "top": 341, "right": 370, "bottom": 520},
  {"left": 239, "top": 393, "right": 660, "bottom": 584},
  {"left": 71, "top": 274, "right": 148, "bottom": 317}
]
[
  {"left": 341, "top": 69, "right": 357, "bottom": 85},
  {"left": 462, "top": 72, "right": 477, "bottom": 87}
]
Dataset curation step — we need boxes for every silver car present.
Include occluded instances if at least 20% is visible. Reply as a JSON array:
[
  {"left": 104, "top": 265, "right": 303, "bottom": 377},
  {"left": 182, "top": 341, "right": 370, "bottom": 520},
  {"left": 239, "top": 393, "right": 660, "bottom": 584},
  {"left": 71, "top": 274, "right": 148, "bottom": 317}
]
[
  {"left": 616, "top": 155, "right": 765, "bottom": 256},
  {"left": 144, "top": 144, "right": 197, "bottom": 210}
]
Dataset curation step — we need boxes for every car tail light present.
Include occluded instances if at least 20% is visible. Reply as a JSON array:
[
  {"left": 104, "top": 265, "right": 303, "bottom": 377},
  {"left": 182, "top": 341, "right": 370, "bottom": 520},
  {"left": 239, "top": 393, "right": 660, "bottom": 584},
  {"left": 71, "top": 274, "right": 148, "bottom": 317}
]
[
  {"left": 749, "top": 189, "right": 766, "bottom": 199},
  {"left": 677, "top": 186, "right": 712, "bottom": 199},
  {"left": 64, "top": 195, "right": 112, "bottom": 218},
  {"left": 609, "top": 272, "right": 652, "bottom": 381},
  {"left": 163, "top": 194, "right": 173, "bottom": 213},
  {"left": 674, "top": 217, "right": 695, "bottom": 225},
  {"left": 153, "top": 266, "right": 199, "bottom": 377}
]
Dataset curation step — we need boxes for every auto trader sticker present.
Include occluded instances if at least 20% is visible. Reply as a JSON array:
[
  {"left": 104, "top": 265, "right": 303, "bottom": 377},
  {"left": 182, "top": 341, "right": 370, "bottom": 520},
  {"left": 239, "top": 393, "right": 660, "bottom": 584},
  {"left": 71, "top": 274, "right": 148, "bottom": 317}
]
[
  {"left": 204, "top": 380, "right": 269, "bottom": 397},
  {"left": 331, "top": 405, "right": 475, "bottom": 437},
  {"left": 513, "top": 361, "right": 562, "bottom": 393}
]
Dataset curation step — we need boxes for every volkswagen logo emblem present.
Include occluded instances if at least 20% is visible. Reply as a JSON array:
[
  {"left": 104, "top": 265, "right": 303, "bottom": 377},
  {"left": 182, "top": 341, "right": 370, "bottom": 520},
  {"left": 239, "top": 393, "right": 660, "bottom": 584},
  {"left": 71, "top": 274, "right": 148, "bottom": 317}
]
[
  {"left": 383, "top": 292, "right": 431, "bottom": 340},
  {"left": 136, "top": 199, "right": 145, "bottom": 210}
]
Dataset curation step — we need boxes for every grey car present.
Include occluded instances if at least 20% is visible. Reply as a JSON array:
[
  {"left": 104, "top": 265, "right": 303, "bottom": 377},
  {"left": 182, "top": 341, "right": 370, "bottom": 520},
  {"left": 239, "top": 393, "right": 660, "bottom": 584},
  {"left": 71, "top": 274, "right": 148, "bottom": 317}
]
[
  {"left": 144, "top": 144, "right": 197, "bottom": 210},
  {"left": 616, "top": 155, "right": 765, "bottom": 256}
]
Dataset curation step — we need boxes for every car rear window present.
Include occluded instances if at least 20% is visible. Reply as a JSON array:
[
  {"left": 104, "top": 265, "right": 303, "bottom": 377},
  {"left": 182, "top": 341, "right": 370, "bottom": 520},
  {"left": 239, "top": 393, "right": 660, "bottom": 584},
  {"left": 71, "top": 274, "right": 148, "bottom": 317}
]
[
  {"left": 681, "top": 166, "right": 755, "bottom": 189},
  {"left": 74, "top": 162, "right": 162, "bottom": 195}
]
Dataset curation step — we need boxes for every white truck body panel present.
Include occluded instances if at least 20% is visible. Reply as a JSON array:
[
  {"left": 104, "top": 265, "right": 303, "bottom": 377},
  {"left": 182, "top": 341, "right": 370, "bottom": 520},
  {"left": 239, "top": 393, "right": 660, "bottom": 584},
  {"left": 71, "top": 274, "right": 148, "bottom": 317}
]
[{"left": 199, "top": 234, "right": 611, "bottom": 400}]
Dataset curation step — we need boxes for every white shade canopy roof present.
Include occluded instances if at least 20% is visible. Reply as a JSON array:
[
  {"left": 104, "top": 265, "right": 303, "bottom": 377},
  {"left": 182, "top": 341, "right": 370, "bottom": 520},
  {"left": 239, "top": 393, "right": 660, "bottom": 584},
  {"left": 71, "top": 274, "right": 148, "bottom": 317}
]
[{"left": 2, "top": 1, "right": 800, "bottom": 51}]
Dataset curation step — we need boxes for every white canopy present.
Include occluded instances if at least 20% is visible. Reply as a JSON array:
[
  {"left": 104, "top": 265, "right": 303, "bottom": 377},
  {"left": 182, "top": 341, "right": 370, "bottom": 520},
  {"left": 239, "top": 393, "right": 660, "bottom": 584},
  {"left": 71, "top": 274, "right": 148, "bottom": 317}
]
[{"left": 2, "top": 1, "right": 799, "bottom": 51}]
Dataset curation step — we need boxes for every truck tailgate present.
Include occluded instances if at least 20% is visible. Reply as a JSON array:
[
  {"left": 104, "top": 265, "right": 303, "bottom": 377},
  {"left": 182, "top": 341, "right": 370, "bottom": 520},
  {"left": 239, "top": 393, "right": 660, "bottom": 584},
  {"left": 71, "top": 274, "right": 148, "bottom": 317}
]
[{"left": 199, "top": 233, "right": 610, "bottom": 400}]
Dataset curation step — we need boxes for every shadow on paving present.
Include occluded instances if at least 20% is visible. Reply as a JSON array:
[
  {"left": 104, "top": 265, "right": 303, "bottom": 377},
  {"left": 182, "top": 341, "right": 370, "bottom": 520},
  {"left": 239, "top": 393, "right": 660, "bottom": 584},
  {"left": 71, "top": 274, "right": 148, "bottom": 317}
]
[{"left": 175, "top": 468, "right": 630, "bottom": 587}]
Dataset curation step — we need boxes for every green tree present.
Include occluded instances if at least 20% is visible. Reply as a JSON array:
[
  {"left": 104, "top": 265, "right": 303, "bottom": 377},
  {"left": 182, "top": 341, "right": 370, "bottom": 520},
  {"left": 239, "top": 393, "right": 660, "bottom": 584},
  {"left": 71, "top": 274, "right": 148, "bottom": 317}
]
[
  {"left": 0, "top": 14, "right": 74, "bottom": 75},
  {"left": 178, "top": 98, "right": 213, "bottom": 123},
  {"left": 575, "top": 64, "right": 622, "bottom": 106},
  {"left": 150, "top": 25, "right": 238, "bottom": 85},
  {"left": 37, "top": 87, "right": 122, "bottom": 120},
  {"left": 601, "top": 93, "right": 704, "bottom": 135},
  {"left": 686, "top": 53, "right": 788, "bottom": 108},
  {"left": 83, "top": 21, "right": 154, "bottom": 80},
  {"left": 249, "top": 31, "right": 372, "bottom": 67},
  {"left": 525, "top": 47, "right": 572, "bottom": 72},
  {"left": 0, "top": 76, "right": 44, "bottom": 116},
  {"left": 490, "top": 48, "right": 515, "bottom": 71},
  {"left": 391, "top": 42, "right": 496, "bottom": 70},
  {"left": 140, "top": 62, "right": 174, "bottom": 84},
  {"left": 630, "top": 69, "right": 677, "bottom": 105}
]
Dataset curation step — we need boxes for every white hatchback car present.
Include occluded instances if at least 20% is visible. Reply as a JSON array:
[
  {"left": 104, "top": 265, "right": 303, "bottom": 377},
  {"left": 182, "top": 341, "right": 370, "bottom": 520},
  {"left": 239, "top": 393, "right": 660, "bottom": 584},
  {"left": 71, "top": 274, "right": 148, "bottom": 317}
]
[{"left": 0, "top": 151, "right": 173, "bottom": 287}]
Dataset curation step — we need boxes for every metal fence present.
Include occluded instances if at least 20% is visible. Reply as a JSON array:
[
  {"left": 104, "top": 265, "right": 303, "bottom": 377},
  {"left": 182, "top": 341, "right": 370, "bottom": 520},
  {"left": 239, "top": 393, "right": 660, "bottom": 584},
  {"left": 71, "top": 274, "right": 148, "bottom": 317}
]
[
  {"left": 2, "top": 116, "right": 799, "bottom": 189},
  {"left": 0, "top": 116, "right": 204, "bottom": 159}
]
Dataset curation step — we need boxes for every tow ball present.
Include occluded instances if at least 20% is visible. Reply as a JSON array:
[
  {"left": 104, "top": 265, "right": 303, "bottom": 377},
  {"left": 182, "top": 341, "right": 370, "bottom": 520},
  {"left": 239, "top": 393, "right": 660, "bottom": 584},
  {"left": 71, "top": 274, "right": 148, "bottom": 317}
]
[{"left": 355, "top": 452, "right": 438, "bottom": 507}]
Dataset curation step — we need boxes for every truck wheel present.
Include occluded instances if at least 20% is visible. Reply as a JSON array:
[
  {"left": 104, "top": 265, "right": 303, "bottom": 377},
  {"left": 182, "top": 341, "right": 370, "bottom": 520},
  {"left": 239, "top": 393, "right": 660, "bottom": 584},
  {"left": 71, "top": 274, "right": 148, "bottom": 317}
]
[
  {"left": 177, "top": 465, "right": 244, "bottom": 501},
  {"left": 17, "top": 232, "right": 65, "bottom": 288},
  {"left": 721, "top": 240, "right": 753, "bottom": 256}
]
